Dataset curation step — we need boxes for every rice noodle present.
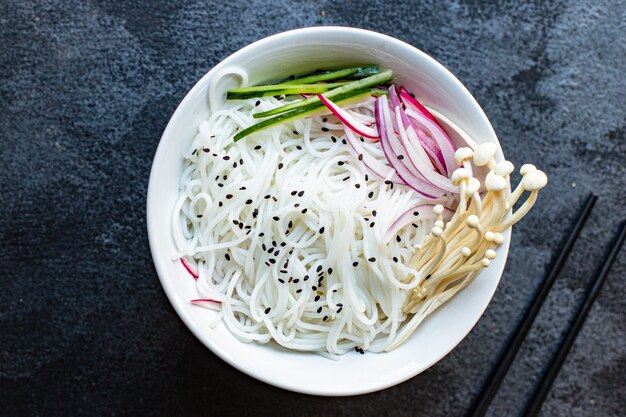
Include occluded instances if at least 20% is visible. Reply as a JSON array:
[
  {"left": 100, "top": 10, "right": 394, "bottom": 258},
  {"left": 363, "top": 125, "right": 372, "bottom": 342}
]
[{"left": 173, "top": 71, "right": 448, "bottom": 355}]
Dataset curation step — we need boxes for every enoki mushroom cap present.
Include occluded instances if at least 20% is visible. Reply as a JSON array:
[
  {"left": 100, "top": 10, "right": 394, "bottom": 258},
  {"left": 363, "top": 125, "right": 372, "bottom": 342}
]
[
  {"left": 473, "top": 143, "right": 497, "bottom": 166},
  {"left": 454, "top": 147, "right": 474, "bottom": 165},
  {"left": 495, "top": 160, "right": 515, "bottom": 176},
  {"left": 451, "top": 168, "right": 471, "bottom": 185},
  {"left": 466, "top": 215, "right": 480, "bottom": 228},
  {"left": 520, "top": 164, "right": 537, "bottom": 175},
  {"left": 485, "top": 249, "right": 497, "bottom": 259},
  {"left": 433, "top": 204, "right": 444, "bottom": 215},
  {"left": 485, "top": 171, "right": 507, "bottom": 192},
  {"left": 522, "top": 170, "right": 548, "bottom": 191}
]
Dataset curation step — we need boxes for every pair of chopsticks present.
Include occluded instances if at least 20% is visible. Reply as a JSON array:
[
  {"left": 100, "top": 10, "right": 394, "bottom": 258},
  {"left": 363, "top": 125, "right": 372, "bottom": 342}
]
[{"left": 467, "top": 194, "right": 626, "bottom": 417}]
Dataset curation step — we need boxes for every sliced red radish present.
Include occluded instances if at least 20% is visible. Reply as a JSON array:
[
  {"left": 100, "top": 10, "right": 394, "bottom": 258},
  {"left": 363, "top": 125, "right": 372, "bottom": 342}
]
[
  {"left": 180, "top": 258, "right": 199, "bottom": 279},
  {"left": 190, "top": 299, "right": 222, "bottom": 309},
  {"left": 317, "top": 94, "right": 379, "bottom": 138}
]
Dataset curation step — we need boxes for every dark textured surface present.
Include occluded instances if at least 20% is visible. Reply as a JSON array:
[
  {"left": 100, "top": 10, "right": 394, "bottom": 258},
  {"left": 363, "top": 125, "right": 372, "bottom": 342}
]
[{"left": 1, "top": 1, "right": 624, "bottom": 416}]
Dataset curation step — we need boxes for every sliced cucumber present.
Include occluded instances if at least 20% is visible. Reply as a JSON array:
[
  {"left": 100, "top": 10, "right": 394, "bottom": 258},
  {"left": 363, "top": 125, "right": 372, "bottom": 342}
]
[
  {"left": 252, "top": 69, "right": 393, "bottom": 119},
  {"left": 233, "top": 89, "right": 372, "bottom": 142},
  {"left": 282, "top": 66, "right": 379, "bottom": 85},
  {"left": 227, "top": 82, "right": 348, "bottom": 100}
]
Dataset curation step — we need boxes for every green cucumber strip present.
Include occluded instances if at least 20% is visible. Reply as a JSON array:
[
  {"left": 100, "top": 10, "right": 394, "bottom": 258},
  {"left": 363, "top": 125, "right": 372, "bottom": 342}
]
[
  {"left": 252, "top": 69, "right": 393, "bottom": 119},
  {"left": 348, "top": 66, "right": 381, "bottom": 78},
  {"left": 226, "top": 82, "right": 349, "bottom": 100},
  {"left": 233, "top": 88, "right": 372, "bottom": 142},
  {"left": 282, "top": 66, "right": 379, "bottom": 85},
  {"left": 370, "top": 87, "right": 389, "bottom": 96}
]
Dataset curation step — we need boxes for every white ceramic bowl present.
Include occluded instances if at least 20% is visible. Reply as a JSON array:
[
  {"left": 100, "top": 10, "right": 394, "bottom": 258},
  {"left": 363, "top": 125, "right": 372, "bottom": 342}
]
[{"left": 147, "top": 27, "right": 510, "bottom": 396}]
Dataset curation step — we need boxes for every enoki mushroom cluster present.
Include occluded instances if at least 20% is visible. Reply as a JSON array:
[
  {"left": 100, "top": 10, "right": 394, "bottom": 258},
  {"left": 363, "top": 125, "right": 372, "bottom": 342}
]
[{"left": 389, "top": 143, "right": 547, "bottom": 350}]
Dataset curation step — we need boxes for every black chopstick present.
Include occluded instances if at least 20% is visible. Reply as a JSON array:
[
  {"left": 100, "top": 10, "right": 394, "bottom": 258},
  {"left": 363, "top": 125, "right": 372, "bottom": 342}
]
[
  {"left": 522, "top": 220, "right": 626, "bottom": 417},
  {"left": 466, "top": 193, "right": 597, "bottom": 417}
]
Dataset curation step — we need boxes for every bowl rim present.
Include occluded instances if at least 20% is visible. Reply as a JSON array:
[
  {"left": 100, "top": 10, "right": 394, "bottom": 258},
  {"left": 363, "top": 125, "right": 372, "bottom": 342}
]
[{"left": 147, "top": 26, "right": 511, "bottom": 396}]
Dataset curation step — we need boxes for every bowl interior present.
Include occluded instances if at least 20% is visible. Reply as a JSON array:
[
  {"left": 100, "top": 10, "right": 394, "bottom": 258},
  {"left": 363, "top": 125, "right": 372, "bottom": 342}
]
[{"left": 147, "top": 27, "right": 510, "bottom": 396}]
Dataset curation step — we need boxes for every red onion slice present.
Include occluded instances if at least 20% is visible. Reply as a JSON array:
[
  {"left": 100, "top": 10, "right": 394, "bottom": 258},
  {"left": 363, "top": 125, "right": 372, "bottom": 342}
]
[
  {"left": 405, "top": 108, "right": 457, "bottom": 176},
  {"left": 375, "top": 96, "right": 443, "bottom": 199},
  {"left": 398, "top": 88, "right": 442, "bottom": 128},
  {"left": 190, "top": 299, "right": 222, "bottom": 309}
]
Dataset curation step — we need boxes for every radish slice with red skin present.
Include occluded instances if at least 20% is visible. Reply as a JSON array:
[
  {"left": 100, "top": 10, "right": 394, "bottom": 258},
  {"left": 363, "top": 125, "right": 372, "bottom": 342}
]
[
  {"left": 344, "top": 127, "right": 403, "bottom": 184},
  {"left": 384, "top": 204, "right": 454, "bottom": 243},
  {"left": 405, "top": 108, "right": 457, "bottom": 176},
  {"left": 191, "top": 299, "right": 222, "bottom": 309},
  {"left": 181, "top": 258, "right": 199, "bottom": 279},
  {"left": 398, "top": 88, "right": 442, "bottom": 128},
  {"left": 317, "top": 94, "right": 379, "bottom": 138},
  {"left": 375, "top": 96, "right": 443, "bottom": 199}
]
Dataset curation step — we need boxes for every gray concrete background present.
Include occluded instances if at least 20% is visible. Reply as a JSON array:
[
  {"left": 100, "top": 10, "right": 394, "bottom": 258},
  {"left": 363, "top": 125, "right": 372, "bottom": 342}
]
[{"left": 1, "top": 1, "right": 624, "bottom": 416}]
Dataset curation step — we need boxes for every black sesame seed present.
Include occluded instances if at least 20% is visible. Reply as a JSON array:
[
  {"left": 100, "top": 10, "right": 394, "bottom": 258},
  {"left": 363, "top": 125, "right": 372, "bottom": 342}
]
[
  {"left": 312, "top": 286, "right": 317, "bottom": 291},
  {"left": 293, "top": 279, "right": 299, "bottom": 284},
  {"left": 238, "top": 223, "right": 243, "bottom": 229},
  {"left": 319, "top": 227, "right": 325, "bottom": 234},
  {"left": 223, "top": 155, "right": 230, "bottom": 161},
  {"left": 291, "top": 190, "right": 297, "bottom": 196},
  {"left": 331, "top": 136, "right": 337, "bottom": 143},
  {"left": 355, "top": 184, "right": 361, "bottom": 189},
  {"left": 233, "top": 219, "right": 239, "bottom": 225},
  {"left": 425, "top": 274, "right": 432, "bottom": 280},
  {"left": 254, "top": 145, "right": 262, "bottom": 150},
  {"left": 358, "top": 154, "right": 363, "bottom": 161},
  {"left": 338, "top": 161, "right": 344, "bottom": 166},
  {"left": 368, "top": 257, "right": 376, "bottom": 262},
  {"left": 280, "top": 242, "right": 286, "bottom": 247},
  {"left": 278, "top": 278, "right": 285, "bottom": 283},
  {"left": 255, "top": 100, "right": 261, "bottom": 106},
  {"left": 337, "top": 308, "right": 343, "bottom": 314},
  {"left": 365, "top": 174, "right": 369, "bottom": 181},
  {"left": 278, "top": 163, "right": 284, "bottom": 169},
  {"left": 272, "top": 197, "right": 278, "bottom": 202},
  {"left": 301, "top": 208, "right": 308, "bottom": 214},
  {"left": 372, "top": 210, "right": 377, "bottom": 216},
  {"left": 298, "top": 191, "right": 305, "bottom": 197},
  {"left": 274, "top": 250, "right": 280, "bottom": 257},
  {"left": 239, "top": 186, "right": 246, "bottom": 190},
  {"left": 322, "top": 117, "right": 328, "bottom": 122},
  {"left": 304, "top": 275, "right": 309, "bottom": 281},
  {"left": 341, "top": 139, "right": 347, "bottom": 145},
  {"left": 288, "top": 221, "right": 293, "bottom": 228},
  {"left": 218, "top": 201, "right": 223, "bottom": 207},
  {"left": 253, "top": 209, "right": 258, "bottom": 219},
  {"left": 203, "top": 148, "right": 210, "bottom": 153},
  {"left": 412, "top": 223, "right": 418, "bottom": 228},
  {"left": 342, "top": 176, "right": 350, "bottom": 182},
  {"left": 385, "top": 180, "right": 392, "bottom": 185},
  {"left": 267, "top": 247, "right": 273, "bottom": 254},
  {"left": 218, "top": 183, "right": 224, "bottom": 187},
  {"left": 293, "top": 130, "right": 299, "bottom": 135},
  {"left": 212, "top": 153, "right": 217, "bottom": 157},
  {"left": 316, "top": 265, "right": 323, "bottom": 272},
  {"left": 223, "top": 175, "right": 228, "bottom": 180},
  {"left": 226, "top": 194, "right": 233, "bottom": 199},
  {"left": 225, "top": 253, "right": 230, "bottom": 261},
  {"left": 409, "top": 92, "right": 416, "bottom": 98},
  {"left": 269, "top": 259, "right": 276, "bottom": 264},
  {"left": 239, "top": 158, "right": 243, "bottom": 165},
  {"left": 398, "top": 155, "right": 404, "bottom": 160},
  {"left": 413, "top": 211, "right": 419, "bottom": 216},
  {"left": 353, "top": 261, "right": 359, "bottom": 267},
  {"left": 192, "top": 149, "right": 198, "bottom": 155},
  {"left": 265, "top": 261, "right": 270, "bottom": 266},
  {"left": 273, "top": 216, "right": 279, "bottom": 221},
  {"left": 321, "top": 127, "right": 329, "bottom": 132},
  {"left": 233, "top": 162, "right": 237, "bottom": 168},
  {"left": 296, "top": 145, "right": 302, "bottom": 150},
  {"left": 262, "top": 243, "right": 267, "bottom": 250},
  {"left": 265, "top": 307, "right": 271, "bottom": 314},
  {"left": 317, "top": 306, "right": 323, "bottom": 313},
  {"left": 264, "top": 194, "right": 271, "bottom": 199},
  {"left": 323, "top": 315, "right": 328, "bottom": 321},
  {"left": 197, "top": 214, "right": 203, "bottom": 218},
  {"left": 396, "top": 235, "right": 402, "bottom": 243},
  {"left": 294, "top": 203, "right": 300, "bottom": 208},
  {"left": 393, "top": 257, "right": 399, "bottom": 263},
  {"left": 328, "top": 268, "right": 333, "bottom": 275},
  {"left": 360, "top": 137, "right": 365, "bottom": 142},
  {"left": 296, "top": 289, "right": 302, "bottom": 294},
  {"left": 258, "top": 232, "right": 264, "bottom": 237},
  {"left": 215, "top": 175, "right": 219, "bottom": 181},
  {"left": 246, "top": 199, "right": 253, "bottom": 205},
  {"left": 370, "top": 222, "right": 375, "bottom": 228},
  {"left": 272, "top": 240, "right": 277, "bottom": 247},
  {"left": 368, "top": 191, "right": 374, "bottom": 198},
  {"left": 288, "top": 277, "right": 293, "bottom": 283}
]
